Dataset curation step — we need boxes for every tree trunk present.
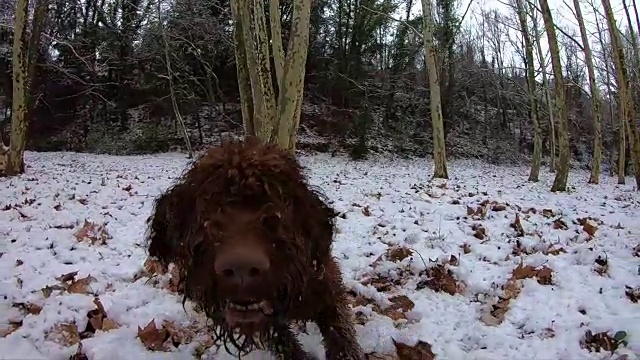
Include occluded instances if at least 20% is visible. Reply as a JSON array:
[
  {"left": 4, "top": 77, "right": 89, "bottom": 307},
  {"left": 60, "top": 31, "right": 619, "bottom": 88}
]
[
  {"left": 572, "top": 0, "right": 603, "bottom": 184},
  {"left": 528, "top": 3, "right": 555, "bottom": 172},
  {"left": 539, "top": 0, "right": 570, "bottom": 192},
  {"left": 230, "top": 0, "right": 311, "bottom": 151},
  {"left": 516, "top": 0, "right": 541, "bottom": 182},
  {"left": 6, "top": 0, "right": 31, "bottom": 176},
  {"left": 421, "top": 0, "right": 448, "bottom": 179},
  {"left": 230, "top": 0, "right": 256, "bottom": 136},
  {"left": 602, "top": 0, "right": 640, "bottom": 189}
]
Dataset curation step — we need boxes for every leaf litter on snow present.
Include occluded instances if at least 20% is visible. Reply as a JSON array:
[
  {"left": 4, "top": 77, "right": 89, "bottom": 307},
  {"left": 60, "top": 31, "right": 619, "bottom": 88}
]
[{"left": 1, "top": 152, "right": 640, "bottom": 359}]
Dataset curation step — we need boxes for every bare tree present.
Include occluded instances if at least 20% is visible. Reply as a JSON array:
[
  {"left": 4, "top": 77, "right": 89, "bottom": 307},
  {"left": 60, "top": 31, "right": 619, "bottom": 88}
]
[
  {"left": 230, "top": 0, "right": 312, "bottom": 151},
  {"left": 157, "top": 0, "right": 194, "bottom": 158},
  {"left": 601, "top": 0, "right": 640, "bottom": 189},
  {"left": 539, "top": 0, "right": 570, "bottom": 191},
  {"left": 570, "top": 0, "right": 603, "bottom": 184},
  {"left": 2, "top": 0, "right": 48, "bottom": 176},
  {"left": 515, "top": 0, "right": 541, "bottom": 181},
  {"left": 422, "top": 0, "right": 448, "bottom": 179},
  {"left": 528, "top": 3, "right": 556, "bottom": 172}
]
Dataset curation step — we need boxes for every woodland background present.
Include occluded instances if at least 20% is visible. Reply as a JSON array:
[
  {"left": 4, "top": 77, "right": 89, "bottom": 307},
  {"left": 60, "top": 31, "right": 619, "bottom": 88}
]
[{"left": 0, "top": 0, "right": 638, "bottom": 170}]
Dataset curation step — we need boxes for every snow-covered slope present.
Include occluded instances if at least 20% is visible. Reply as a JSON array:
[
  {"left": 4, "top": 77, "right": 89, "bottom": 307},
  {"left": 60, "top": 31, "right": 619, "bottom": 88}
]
[{"left": 0, "top": 151, "right": 638, "bottom": 359}]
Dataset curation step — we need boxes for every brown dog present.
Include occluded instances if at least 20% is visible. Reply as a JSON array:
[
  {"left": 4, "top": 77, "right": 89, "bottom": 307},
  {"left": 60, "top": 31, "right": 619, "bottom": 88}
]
[{"left": 145, "top": 137, "right": 365, "bottom": 359}]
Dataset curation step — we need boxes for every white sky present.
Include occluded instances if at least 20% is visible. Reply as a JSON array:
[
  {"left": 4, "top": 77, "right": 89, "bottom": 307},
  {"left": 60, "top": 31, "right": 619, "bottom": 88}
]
[{"left": 403, "top": 0, "right": 636, "bottom": 90}]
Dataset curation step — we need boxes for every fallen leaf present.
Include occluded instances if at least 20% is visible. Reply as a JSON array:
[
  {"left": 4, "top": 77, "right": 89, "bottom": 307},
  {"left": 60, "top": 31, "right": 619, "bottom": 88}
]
[
  {"left": 46, "top": 323, "right": 81, "bottom": 347},
  {"left": 416, "top": 264, "right": 462, "bottom": 295},
  {"left": 362, "top": 206, "right": 371, "bottom": 217},
  {"left": 492, "top": 203, "right": 507, "bottom": 211},
  {"left": 0, "top": 320, "right": 22, "bottom": 338},
  {"left": 624, "top": 286, "right": 639, "bottom": 303},
  {"left": 393, "top": 339, "right": 435, "bottom": 360},
  {"left": 510, "top": 213, "right": 524, "bottom": 237},
  {"left": 553, "top": 218, "right": 568, "bottom": 230},
  {"left": 74, "top": 219, "right": 111, "bottom": 245},
  {"left": 67, "top": 275, "right": 97, "bottom": 294},
  {"left": 12, "top": 302, "right": 43, "bottom": 315},
  {"left": 137, "top": 320, "right": 169, "bottom": 351}
]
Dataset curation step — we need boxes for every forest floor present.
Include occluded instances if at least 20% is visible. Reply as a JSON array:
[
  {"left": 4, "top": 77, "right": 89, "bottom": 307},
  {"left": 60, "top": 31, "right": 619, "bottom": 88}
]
[{"left": 0, "top": 151, "right": 639, "bottom": 360}]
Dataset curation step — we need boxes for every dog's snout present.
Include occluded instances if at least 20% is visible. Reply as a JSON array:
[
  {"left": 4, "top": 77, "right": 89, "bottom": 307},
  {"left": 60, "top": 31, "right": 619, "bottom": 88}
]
[{"left": 214, "top": 248, "right": 270, "bottom": 286}]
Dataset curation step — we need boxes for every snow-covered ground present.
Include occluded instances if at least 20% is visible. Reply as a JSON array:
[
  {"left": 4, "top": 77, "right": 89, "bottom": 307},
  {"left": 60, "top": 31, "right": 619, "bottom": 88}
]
[{"left": 0, "top": 151, "right": 639, "bottom": 360}]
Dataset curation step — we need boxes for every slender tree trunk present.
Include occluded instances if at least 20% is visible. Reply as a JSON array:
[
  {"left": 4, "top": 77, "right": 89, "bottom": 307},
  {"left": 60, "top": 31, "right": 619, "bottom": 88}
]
[
  {"left": 421, "top": 0, "right": 448, "bottom": 179},
  {"left": 516, "top": 0, "right": 541, "bottom": 182},
  {"left": 602, "top": 0, "right": 640, "bottom": 189},
  {"left": 539, "top": 0, "right": 570, "bottom": 192},
  {"left": 230, "top": 0, "right": 311, "bottom": 151},
  {"left": 157, "top": 0, "right": 193, "bottom": 158},
  {"left": 529, "top": 4, "right": 555, "bottom": 172},
  {"left": 572, "top": 0, "right": 603, "bottom": 184}
]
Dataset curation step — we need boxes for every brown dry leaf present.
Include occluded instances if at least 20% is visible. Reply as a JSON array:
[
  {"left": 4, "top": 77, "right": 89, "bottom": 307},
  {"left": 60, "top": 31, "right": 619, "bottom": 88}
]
[
  {"left": 544, "top": 245, "right": 567, "bottom": 256},
  {"left": 540, "top": 327, "right": 556, "bottom": 339},
  {"left": 167, "top": 264, "right": 182, "bottom": 293},
  {"left": 581, "top": 220, "right": 598, "bottom": 237},
  {"left": 416, "top": 264, "right": 462, "bottom": 295},
  {"left": 41, "top": 284, "right": 66, "bottom": 298},
  {"left": 461, "top": 243, "right": 472, "bottom": 254},
  {"left": 12, "top": 302, "right": 43, "bottom": 315},
  {"left": 362, "top": 206, "right": 372, "bottom": 217},
  {"left": 162, "top": 320, "right": 196, "bottom": 346},
  {"left": 46, "top": 323, "right": 81, "bottom": 347},
  {"left": 74, "top": 219, "right": 111, "bottom": 245},
  {"left": 625, "top": 286, "right": 639, "bottom": 303},
  {"left": 145, "top": 257, "right": 167, "bottom": 275},
  {"left": 67, "top": 275, "right": 97, "bottom": 294},
  {"left": 553, "top": 219, "right": 568, "bottom": 230},
  {"left": 511, "top": 262, "right": 554, "bottom": 285},
  {"left": 580, "top": 330, "right": 621, "bottom": 353},
  {"left": 378, "top": 246, "right": 413, "bottom": 263},
  {"left": 471, "top": 223, "right": 486, "bottom": 240},
  {"left": 492, "top": 203, "right": 507, "bottom": 211},
  {"left": 69, "top": 342, "right": 89, "bottom": 360},
  {"left": 594, "top": 255, "right": 609, "bottom": 276},
  {"left": 0, "top": 320, "right": 22, "bottom": 338},
  {"left": 387, "top": 295, "right": 415, "bottom": 313},
  {"left": 510, "top": 213, "right": 525, "bottom": 237},
  {"left": 542, "top": 209, "right": 555, "bottom": 218},
  {"left": 448, "top": 255, "right": 459, "bottom": 266},
  {"left": 85, "top": 298, "right": 120, "bottom": 334},
  {"left": 393, "top": 339, "right": 435, "bottom": 360},
  {"left": 15, "top": 259, "right": 23, "bottom": 266},
  {"left": 137, "top": 320, "right": 169, "bottom": 351},
  {"left": 535, "top": 266, "right": 553, "bottom": 285},
  {"left": 486, "top": 299, "right": 511, "bottom": 325},
  {"left": 56, "top": 271, "right": 79, "bottom": 283},
  {"left": 466, "top": 206, "right": 475, "bottom": 216}
]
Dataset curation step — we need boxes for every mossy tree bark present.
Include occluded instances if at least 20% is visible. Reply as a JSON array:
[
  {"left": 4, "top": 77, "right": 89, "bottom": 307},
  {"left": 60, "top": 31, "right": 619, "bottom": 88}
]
[
  {"left": 539, "top": 0, "right": 570, "bottom": 192},
  {"left": 421, "top": 0, "right": 448, "bottom": 179},
  {"left": 528, "top": 5, "right": 556, "bottom": 173},
  {"left": 229, "top": 0, "right": 311, "bottom": 151},
  {"left": 602, "top": 0, "right": 640, "bottom": 190},
  {"left": 572, "top": 0, "right": 602, "bottom": 184},
  {"left": 3, "top": 0, "right": 48, "bottom": 177},
  {"left": 515, "top": 0, "right": 541, "bottom": 182}
]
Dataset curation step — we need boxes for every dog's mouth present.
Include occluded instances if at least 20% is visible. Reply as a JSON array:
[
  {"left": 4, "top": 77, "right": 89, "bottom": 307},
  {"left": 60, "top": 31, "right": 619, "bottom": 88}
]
[{"left": 223, "top": 299, "right": 274, "bottom": 327}]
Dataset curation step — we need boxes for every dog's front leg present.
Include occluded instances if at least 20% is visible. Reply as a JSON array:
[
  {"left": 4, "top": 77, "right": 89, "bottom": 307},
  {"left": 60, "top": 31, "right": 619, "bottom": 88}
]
[{"left": 268, "top": 322, "right": 317, "bottom": 360}]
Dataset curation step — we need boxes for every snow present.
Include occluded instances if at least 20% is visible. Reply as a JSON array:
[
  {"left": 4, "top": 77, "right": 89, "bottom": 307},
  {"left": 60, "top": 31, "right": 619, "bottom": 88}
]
[{"left": 1, "top": 150, "right": 639, "bottom": 360}]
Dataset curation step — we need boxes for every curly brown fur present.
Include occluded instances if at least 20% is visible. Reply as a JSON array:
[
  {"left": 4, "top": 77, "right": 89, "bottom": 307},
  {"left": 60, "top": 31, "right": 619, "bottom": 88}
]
[{"left": 145, "top": 137, "right": 364, "bottom": 360}]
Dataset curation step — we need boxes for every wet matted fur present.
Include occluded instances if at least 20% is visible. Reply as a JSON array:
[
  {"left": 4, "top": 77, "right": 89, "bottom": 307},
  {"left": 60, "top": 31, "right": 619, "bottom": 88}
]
[{"left": 145, "top": 137, "right": 365, "bottom": 360}]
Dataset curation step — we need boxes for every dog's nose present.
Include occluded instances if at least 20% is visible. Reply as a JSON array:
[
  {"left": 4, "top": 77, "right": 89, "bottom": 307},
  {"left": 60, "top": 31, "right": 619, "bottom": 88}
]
[{"left": 214, "top": 249, "right": 270, "bottom": 287}]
